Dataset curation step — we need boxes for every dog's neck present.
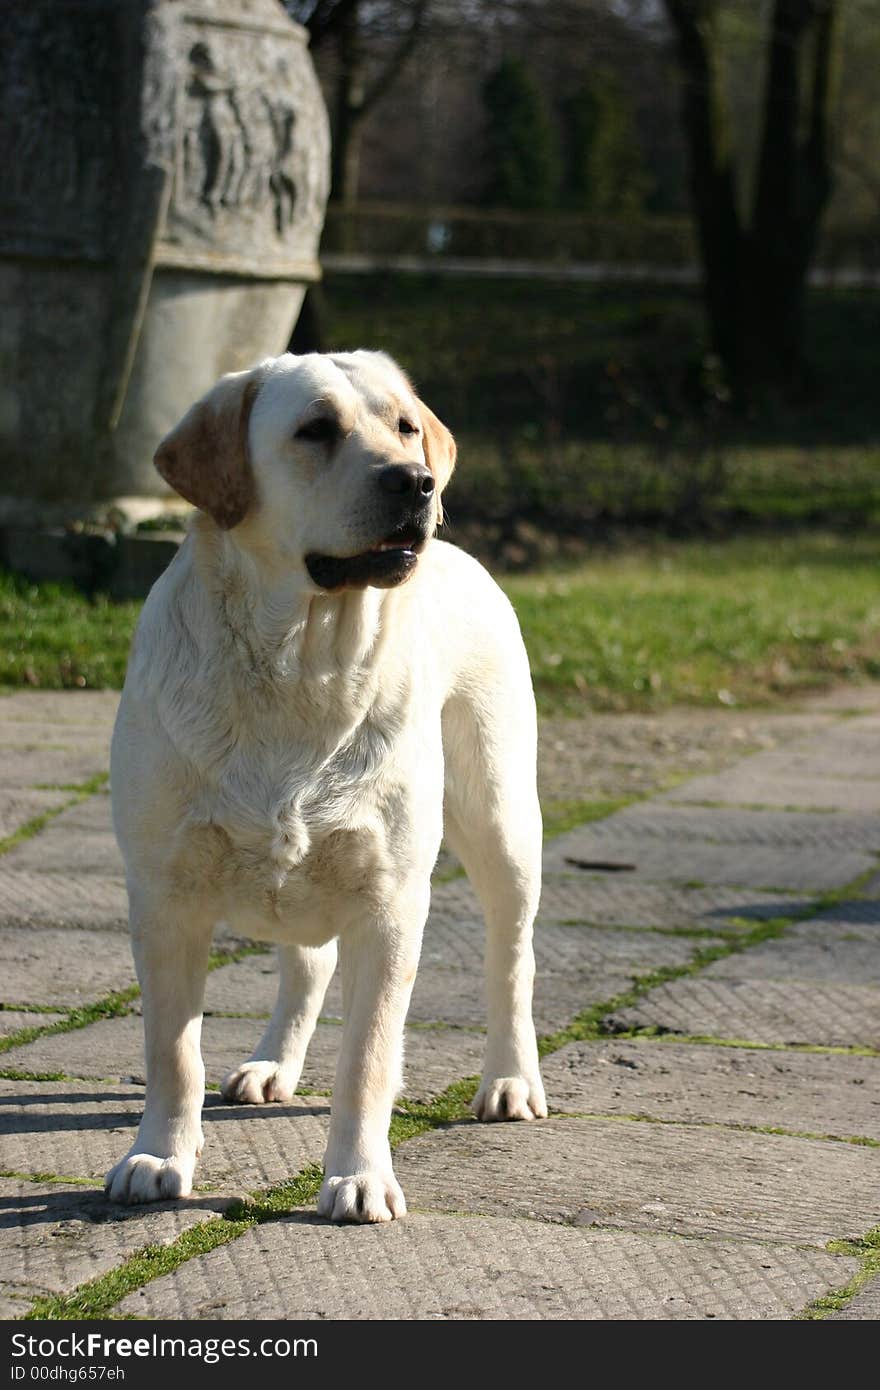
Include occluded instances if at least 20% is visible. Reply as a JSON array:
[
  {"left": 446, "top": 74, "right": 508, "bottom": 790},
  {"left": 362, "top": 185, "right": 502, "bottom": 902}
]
[{"left": 191, "top": 520, "right": 404, "bottom": 733}]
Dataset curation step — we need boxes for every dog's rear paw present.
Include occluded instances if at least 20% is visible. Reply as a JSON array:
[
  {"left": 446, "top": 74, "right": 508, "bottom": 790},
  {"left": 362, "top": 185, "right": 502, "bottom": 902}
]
[
  {"left": 221, "top": 1060, "right": 297, "bottom": 1104},
  {"left": 317, "top": 1171, "right": 406, "bottom": 1223},
  {"left": 472, "top": 1075, "right": 547, "bottom": 1122},
  {"left": 105, "top": 1151, "right": 196, "bottom": 1204}
]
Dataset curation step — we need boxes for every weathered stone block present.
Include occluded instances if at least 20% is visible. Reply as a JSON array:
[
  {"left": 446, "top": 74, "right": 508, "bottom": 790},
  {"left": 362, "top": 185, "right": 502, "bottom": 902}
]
[
  {"left": 607, "top": 977, "right": 880, "bottom": 1048},
  {"left": 540, "top": 1039, "right": 880, "bottom": 1139},
  {"left": 0, "top": 926, "right": 137, "bottom": 1007},
  {"left": 0, "top": 1081, "right": 328, "bottom": 1192},
  {"left": 393, "top": 1116, "right": 879, "bottom": 1245},
  {"left": 0, "top": 1179, "right": 230, "bottom": 1314},
  {"left": 2, "top": 1013, "right": 485, "bottom": 1101},
  {"left": 117, "top": 1213, "right": 857, "bottom": 1321}
]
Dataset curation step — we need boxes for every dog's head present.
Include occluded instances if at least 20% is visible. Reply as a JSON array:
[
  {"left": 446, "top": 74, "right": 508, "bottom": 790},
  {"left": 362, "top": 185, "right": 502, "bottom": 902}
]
[{"left": 154, "top": 351, "right": 456, "bottom": 591}]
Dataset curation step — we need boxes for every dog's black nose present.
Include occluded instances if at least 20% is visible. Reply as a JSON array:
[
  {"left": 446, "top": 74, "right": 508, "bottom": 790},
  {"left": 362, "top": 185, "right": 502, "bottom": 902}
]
[{"left": 378, "top": 465, "right": 435, "bottom": 499}]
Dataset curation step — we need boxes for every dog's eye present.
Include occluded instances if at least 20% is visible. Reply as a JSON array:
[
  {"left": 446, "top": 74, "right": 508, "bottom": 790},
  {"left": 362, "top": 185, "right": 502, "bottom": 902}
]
[
  {"left": 296, "top": 417, "right": 336, "bottom": 443},
  {"left": 398, "top": 419, "right": 418, "bottom": 436}
]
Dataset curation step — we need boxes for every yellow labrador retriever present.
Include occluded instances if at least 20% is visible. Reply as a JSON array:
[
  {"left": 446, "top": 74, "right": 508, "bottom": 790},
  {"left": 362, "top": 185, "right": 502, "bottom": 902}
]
[{"left": 106, "top": 351, "right": 546, "bottom": 1221}]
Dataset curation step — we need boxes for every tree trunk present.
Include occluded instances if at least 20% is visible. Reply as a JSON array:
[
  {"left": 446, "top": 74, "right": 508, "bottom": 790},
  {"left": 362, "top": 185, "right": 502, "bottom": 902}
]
[
  {"left": 289, "top": 283, "right": 328, "bottom": 353},
  {"left": 747, "top": 0, "right": 841, "bottom": 389},
  {"left": 329, "top": 7, "right": 366, "bottom": 207},
  {"left": 665, "top": 1, "right": 746, "bottom": 386},
  {"left": 665, "top": 0, "right": 841, "bottom": 398}
]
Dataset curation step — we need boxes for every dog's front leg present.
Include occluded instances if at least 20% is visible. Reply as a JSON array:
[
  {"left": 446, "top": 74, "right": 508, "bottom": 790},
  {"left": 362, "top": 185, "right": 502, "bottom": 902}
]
[
  {"left": 106, "top": 894, "right": 212, "bottom": 1203},
  {"left": 317, "top": 918, "right": 420, "bottom": 1223}
]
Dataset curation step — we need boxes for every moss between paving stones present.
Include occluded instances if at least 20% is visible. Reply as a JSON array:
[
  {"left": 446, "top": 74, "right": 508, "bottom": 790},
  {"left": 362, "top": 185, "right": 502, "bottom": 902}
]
[
  {"left": 0, "top": 774, "right": 108, "bottom": 857},
  {"left": 21, "top": 1090, "right": 481, "bottom": 1321},
  {"left": 24, "top": 1216, "right": 254, "bottom": 1321},
  {"left": 0, "top": 944, "right": 272, "bottom": 1058},
  {"left": 0, "top": 988, "right": 140, "bottom": 1056},
  {"left": 0, "top": 1002, "right": 66, "bottom": 1017},
  {"left": 541, "top": 796, "right": 635, "bottom": 840},
  {"left": 0, "top": 1169, "right": 97, "bottom": 1186},
  {"left": 535, "top": 915, "right": 801, "bottom": 1057},
  {"left": 551, "top": 1111, "right": 879, "bottom": 1148},
  {"left": 595, "top": 1032, "right": 880, "bottom": 1057},
  {"left": 20, "top": 1079, "right": 482, "bottom": 1320},
  {"left": 798, "top": 1228, "right": 880, "bottom": 1320}
]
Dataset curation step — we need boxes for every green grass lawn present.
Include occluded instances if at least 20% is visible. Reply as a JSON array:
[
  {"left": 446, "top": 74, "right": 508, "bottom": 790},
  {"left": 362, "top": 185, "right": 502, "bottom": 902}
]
[
  {"left": 506, "top": 533, "right": 880, "bottom": 712},
  {"left": 0, "top": 576, "right": 139, "bottom": 692},
  {"left": 4, "top": 532, "right": 880, "bottom": 713}
]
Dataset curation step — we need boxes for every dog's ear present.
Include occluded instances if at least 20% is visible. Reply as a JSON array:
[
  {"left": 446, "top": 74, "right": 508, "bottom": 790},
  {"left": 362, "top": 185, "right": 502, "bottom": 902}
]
[
  {"left": 417, "top": 399, "right": 456, "bottom": 522},
  {"left": 154, "top": 368, "right": 264, "bottom": 530}
]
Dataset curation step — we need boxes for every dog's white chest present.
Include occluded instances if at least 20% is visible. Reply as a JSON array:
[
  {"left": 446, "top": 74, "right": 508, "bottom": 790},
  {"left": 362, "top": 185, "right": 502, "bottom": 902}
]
[{"left": 186, "top": 739, "right": 405, "bottom": 917}]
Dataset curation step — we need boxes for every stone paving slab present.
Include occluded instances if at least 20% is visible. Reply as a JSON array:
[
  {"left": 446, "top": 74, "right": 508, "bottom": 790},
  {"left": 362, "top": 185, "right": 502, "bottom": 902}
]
[
  {"left": 393, "top": 1116, "right": 879, "bottom": 1245},
  {"left": 856, "top": 868, "right": 880, "bottom": 898},
  {"left": 430, "top": 874, "right": 815, "bottom": 933},
  {"left": 428, "top": 916, "right": 711, "bottom": 975},
  {"left": 0, "top": 725, "right": 107, "bottom": 752},
  {"left": 0, "top": 1010, "right": 66, "bottom": 1040},
  {"left": 0, "top": 868, "right": 246, "bottom": 949},
  {"left": 45, "top": 794, "right": 112, "bottom": 831},
  {"left": 537, "top": 709, "right": 838, "bottom": 808},
  {"left": 704, "top": 921, "right": 880, "bottom": 986},
  {"left": 607, "top": 978, "right": 880, "bottom": 1048},
  {"left": 830, "top": 1273, "right": 880, "bottom": 1320},
  {"left": 539, "top": 1040, "right": 880, "bottom": 1140},
  {"left": 593, "top": 803, "right": 880, "bottom": 852},
  {"left": 116, "top": 1212, "right": 857, "bottom": 1321},
  {"left": 0, "top": 1178, "right": 230, "bottom": 1317},
  {"left": 0, "top": 1082, "right": 329, "bottom": 1193},
  {"left": 0, "top": 692, "right": 119, "bottom": 727},
  {"left": 0, "top": 1285, "right": 33, "bottom": 1320},
  {"left": 4, "top": 823, "right": 124, "bottom": 877},
  {"left": 205, "top": 959, "right": 599, "bottom": 1036},
  {"left": 0, "top": 869, "right": 128, "bottom": 930},
  {"left": 544, "top": 830, "right": 873, "bottom": 892},
  {"left": 661, "top": 754, "right": 880, "bottom": 812},
  {"left": 204, "top": 926, "right": 714, "bottom": 1034},
  {"left": 805, "top": 899, "right": 880, "bottom": 931},
  {"left": 0, "top": 747, "right": 110, "bottom": 791},
  {"left": 0, "top": 927, "right": 137, "bottom": 1008},
  {"left": 0, "top": 789, "right": 69, "bottom": 840},
  {"left": 1, "top": 1014, "right": 486, "bottom": 1102},
  {"left": 758, "top": 726, "right": 880, "bottom": 781}
]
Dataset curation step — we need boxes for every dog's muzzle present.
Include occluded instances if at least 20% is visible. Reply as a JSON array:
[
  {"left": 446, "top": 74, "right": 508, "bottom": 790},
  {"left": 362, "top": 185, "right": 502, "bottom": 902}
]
[
  {"left": 304, "top": 529, "right": 428, "bottom": 591},
  {"left": 305, "top": 464, "right": 436, "bottom": 592}
]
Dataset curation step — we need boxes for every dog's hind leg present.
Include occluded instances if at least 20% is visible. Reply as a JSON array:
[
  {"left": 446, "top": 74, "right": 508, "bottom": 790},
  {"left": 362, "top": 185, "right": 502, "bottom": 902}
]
[
  {"left": 221, "top": 940, "right": 338, "bottom": 1104},
  {"left": 442, "top": 691, "right": 547, "bottom": 1123}
]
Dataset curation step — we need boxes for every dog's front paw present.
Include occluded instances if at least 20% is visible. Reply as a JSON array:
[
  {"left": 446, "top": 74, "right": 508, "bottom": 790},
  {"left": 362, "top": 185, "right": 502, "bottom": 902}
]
[
  {"left": 221, "top": 1060, "right": 298, "bottom": 1104},
  {"left": 105, "top": 1150, "right": 197, "bottom": 1204},
  {"left": 317, "top": 1171, "right": 407, "bottom": 1223},
  {"left": 472, "top": 1074, "right": 547, "bottom": 1122}
]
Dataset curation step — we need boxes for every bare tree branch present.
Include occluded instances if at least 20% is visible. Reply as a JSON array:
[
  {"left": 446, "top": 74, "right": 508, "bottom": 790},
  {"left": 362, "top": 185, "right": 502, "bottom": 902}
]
[{"left": 362, "top": 0, "right": 431, "bottom": 114}]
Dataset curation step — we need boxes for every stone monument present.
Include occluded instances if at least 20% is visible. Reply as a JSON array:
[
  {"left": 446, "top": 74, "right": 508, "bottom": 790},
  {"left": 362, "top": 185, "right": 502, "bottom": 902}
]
[{"left": 0, "top": 0, "right": 330, "bottom": 531}]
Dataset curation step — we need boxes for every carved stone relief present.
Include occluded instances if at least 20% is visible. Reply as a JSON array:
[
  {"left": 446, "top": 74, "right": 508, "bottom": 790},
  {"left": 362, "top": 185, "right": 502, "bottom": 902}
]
[{"left": 162, "top": 14, "right": 329, "bottom": 263}]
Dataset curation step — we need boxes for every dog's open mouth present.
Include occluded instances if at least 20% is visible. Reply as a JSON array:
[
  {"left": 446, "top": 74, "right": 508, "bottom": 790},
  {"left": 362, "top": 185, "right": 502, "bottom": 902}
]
[{"left": 305, "top": 525, "right": 428, "bottom": 591}]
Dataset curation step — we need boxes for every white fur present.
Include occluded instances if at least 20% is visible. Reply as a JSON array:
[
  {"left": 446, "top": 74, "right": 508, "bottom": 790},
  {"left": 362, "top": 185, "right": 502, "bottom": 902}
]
[{"left": 105, "top": 351, "right": 547, "bottom": 1220}]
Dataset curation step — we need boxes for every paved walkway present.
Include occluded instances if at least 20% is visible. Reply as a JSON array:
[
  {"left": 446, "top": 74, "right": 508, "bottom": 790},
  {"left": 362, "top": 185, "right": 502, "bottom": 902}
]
[{"left": 0, "top": 689, "right": 878, "bottom": 1321}]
